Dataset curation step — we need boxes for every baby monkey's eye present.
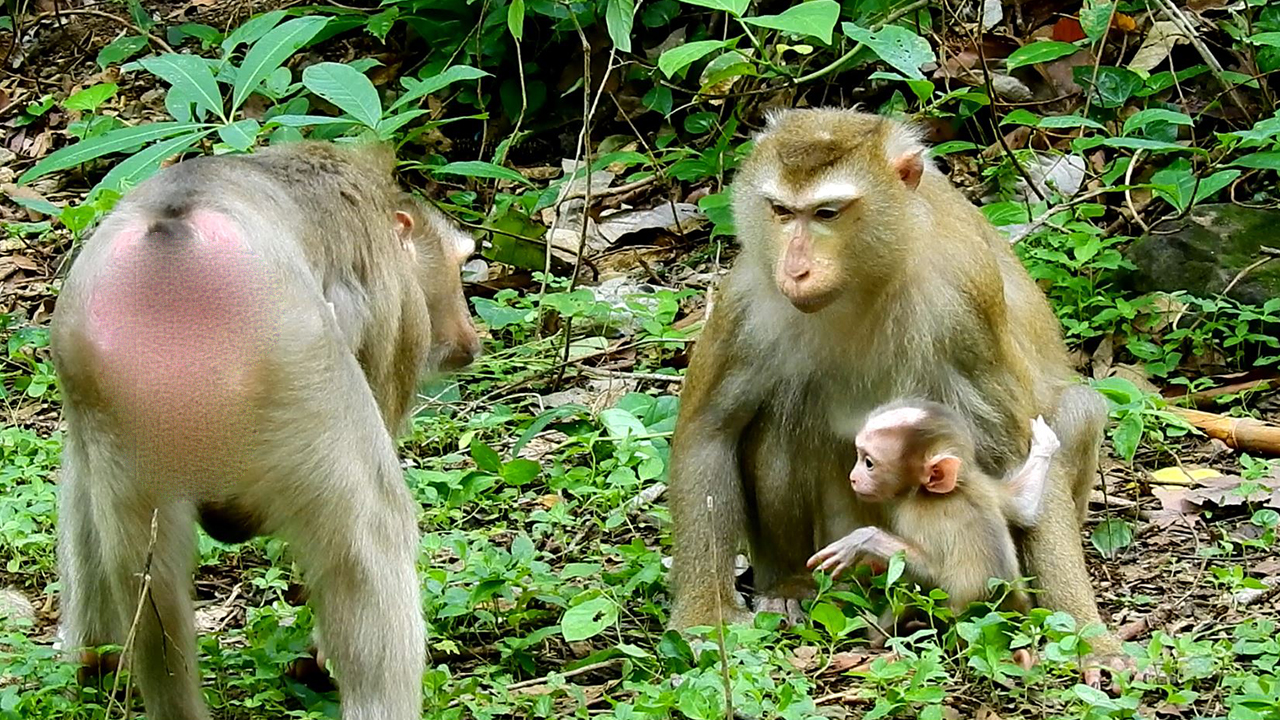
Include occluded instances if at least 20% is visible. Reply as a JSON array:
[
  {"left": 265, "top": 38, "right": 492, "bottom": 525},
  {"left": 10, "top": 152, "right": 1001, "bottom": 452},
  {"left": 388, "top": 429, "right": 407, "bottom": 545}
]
[
  {"left": 863, "top": 456, "right": 875, "bottom": 471},
  {"left": 770, "top": 203, "right": 794, "bottom": 220},
  {"left": 813, "top": 207, "right": 842, "bottom": 221}
]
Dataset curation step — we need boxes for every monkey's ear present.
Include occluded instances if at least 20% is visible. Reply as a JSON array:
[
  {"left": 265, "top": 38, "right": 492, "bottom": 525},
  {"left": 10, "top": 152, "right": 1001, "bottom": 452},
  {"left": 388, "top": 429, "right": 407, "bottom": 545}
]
[
  {"left": 893, "top": 151, "right": 924, "bottom": 190},
  {"left": 394, "top": 210, "right": 415, "bottom": 237},
  {"left": 923, "top": 454, "right": 960, "bottom": 494}
]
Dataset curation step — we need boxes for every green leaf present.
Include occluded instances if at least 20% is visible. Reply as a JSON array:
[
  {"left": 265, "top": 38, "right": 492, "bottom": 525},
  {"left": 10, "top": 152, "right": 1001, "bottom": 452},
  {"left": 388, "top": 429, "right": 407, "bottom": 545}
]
[
  {"left": 97, "top": 35, "right": 148, "bottom": 68},
  {"left": 221, "top": 10, "right": 286, "bottom": 54},
  {"left": 886, "top": 551, "right": 905, "bottom": 586},
  {"left": 366, "top": 7, "right": 399, "bottom": 42},
  {"left": 1101, "top": 137, "right": 1191, "bottom": 153},
  {"left": 470, "top": 440, "right": 502, "bottom": 473},
  {"left": 63, "top": 83, "right": 119, "bottom": 112},
  {"left": 1079, "top": 1, "right": 1114, "bottom": 43},
  {"left": 676, "top": 0, "right": 748, "bottom": 17},
  {"left": 1006, "top": 41, "right": 1078, "bottom": 70},
  {"left": 1001, "top": 108, "right": 1039, "bottom": 126},
  {"left": 232, "top": 16, "right": 330, "bottom": 111},
  {"left": 1232, "top": 151, "right": 1280, "bottom": 170},
  {"left": 809, "top": 602, "right": 846, "bottom": 636},
  {"left": 216, "top": 118, "right": 260, "bottom": 151},
  {"left": 657, "top": 40, "right": 727, "bottom": 78},
  {"left": 508, "top": 0, "right": 525, "bottom": 40},
  {"left": 930, "top": 140, "right": 977, "bottom": 156},
  {"left": 139, "top": 54, "right": 224, "bottom": 121},
  {"left": 268, "top": 114, "right": 361, "bottom": 128},
  {"left": 18, "top": 122, "right": 208, "bottom": 184},
  {"left": 1038, "top": 114, "right": 1106, "bottom": 130},
  {"left": 94, "top": 130, "right": 214, "bottom": 195},
  {"left": 1111, "top": 413, "right": 1143, "bottom": 462},
  {"left": 743, "top": 1, "right": 840, "bottom": 44},
  {"left": 435, "top": 161, "right": 533, "bottom": 186},
  {"left": 561, "top": 597, "right": 618, "bottom": 641},
  {"left": 391, "top": 65, "right": 490, "bottom": 111},
  {"left": 1080, "top": 65, "right": 1142, "bottom": 108},
  {"left": 841, "top": 23, "right": 935, "bottom": 80},
  {"left": 1090, "top": 519, "right": 1134, "bottom": 558},
  {"left": 1123, "top": 108, "right": 1193, "bottom": 136},
  {"left": 302, "top": 62, "right": 382, "bottom": 128},
  {"left": 606, "top": 0, "right": 635, "bottom": 53},
  {"left": 1247, "top": 31, "right": 1280, "bottom": 47}
]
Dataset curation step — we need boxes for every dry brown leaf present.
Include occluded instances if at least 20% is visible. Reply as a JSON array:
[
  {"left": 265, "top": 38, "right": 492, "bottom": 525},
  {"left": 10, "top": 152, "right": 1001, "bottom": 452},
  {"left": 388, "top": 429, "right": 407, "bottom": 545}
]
[
  {"left": 1185, "top": 473, "right": 1280, "bottom": 509},
  {"left": 827, "top": 651, "right": 871, "bottom": 673},
  {"left": 789, "top": 645, "right": 819, "bottom": 671}
]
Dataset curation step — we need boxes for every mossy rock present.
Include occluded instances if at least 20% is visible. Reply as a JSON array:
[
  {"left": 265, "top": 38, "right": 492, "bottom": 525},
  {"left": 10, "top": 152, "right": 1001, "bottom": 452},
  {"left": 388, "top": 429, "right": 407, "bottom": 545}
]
[{"left": 1127, "top": 203, "right": 1280, "bottom": 306}]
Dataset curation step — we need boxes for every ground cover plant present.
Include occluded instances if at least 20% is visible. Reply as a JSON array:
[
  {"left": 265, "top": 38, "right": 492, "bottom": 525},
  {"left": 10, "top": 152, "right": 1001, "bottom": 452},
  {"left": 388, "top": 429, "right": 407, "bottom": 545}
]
[{"left": 2, "top": 0, "right": 1280, "bottom": 717}]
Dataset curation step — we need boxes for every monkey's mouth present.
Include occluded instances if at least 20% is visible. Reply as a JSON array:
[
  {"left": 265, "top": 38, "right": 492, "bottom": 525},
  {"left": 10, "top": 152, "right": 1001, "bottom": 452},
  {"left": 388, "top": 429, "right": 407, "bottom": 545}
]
[{"left": 785, "top": 289, "right": 839, "bottom": 314}]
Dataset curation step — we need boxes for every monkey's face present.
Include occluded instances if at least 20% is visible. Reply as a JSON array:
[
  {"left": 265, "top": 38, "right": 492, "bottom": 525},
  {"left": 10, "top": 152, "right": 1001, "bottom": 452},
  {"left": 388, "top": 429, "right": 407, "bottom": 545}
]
[
  {"left": 395, "top": 201, "right": 482, "bottom": 371},
  {"left": 850, "top": 433, "right": 911, "bottom": 502},
  {"left": 734, "top": 109, "right": 928, "bottom": 314}
]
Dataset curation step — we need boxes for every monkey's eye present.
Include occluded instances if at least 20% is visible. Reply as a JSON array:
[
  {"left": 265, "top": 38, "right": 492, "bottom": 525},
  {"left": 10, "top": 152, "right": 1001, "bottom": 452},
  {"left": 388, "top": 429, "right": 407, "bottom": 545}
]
[
  {"left": 813, "top": 207, "right": 842, "bottom": 221},
  {"left": 863, "top": 456, "right": 875, "bottom": 471},
  {"left": 770, "top": 203, "right": 794, "bottom": 220}
]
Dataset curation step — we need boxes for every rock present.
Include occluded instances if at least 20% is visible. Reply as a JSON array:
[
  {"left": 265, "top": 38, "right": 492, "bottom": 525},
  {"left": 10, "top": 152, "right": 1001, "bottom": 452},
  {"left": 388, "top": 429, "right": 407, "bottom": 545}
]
[
  {"left": 1127, "top": 204, "right": 1280, "bottom": 306},
  {"left": 0, "top": 587, "right": 35, "bottom": 627}
]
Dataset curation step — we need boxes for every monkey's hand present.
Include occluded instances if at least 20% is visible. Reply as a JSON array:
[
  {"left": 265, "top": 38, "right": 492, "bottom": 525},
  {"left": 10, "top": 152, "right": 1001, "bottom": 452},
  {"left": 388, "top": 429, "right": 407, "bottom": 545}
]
[
  {"left": 807, "top": 527, "right": 909, "bottom": 579},
  {"left": 1028, "top": 416, "right": 1061, "bottom": 458}
]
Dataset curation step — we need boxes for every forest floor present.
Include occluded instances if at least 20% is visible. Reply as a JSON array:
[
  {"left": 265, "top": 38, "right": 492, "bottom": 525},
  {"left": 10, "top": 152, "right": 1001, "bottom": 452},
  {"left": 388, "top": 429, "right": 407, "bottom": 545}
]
[{"left": 3, "top": 0, "right": 1280, "bottom": 719}]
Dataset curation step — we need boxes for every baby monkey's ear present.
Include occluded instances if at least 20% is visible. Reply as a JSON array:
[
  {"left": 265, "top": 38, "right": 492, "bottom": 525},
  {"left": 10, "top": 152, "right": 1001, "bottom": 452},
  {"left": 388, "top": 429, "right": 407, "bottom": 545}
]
[{"left": 922, "top": 454, "right": 961, "bottom": 494}]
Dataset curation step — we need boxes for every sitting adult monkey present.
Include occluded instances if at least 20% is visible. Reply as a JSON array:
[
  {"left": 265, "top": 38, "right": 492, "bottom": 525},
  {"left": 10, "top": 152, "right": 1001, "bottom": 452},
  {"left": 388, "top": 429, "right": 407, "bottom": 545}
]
[
  {"left": 667, "top": 108, "right": 1126, "bottom": 680},
  {"left": 51, "top": 141, "right": 479, "bottom": 720}
]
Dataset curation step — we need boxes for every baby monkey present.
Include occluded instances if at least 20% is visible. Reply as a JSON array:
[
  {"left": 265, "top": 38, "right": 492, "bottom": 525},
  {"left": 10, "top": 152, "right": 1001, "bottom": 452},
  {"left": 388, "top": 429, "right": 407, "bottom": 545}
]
[{"left": 808, "top": 399, "right": 1060, "bottom": 625}]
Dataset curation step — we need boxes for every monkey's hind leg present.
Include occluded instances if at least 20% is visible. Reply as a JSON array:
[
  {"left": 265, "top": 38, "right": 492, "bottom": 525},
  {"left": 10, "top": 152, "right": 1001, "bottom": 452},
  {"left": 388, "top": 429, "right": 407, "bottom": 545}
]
[
  {"left": 273, "top": 444, "right": 425, "bottom": 720},
  {"left": 58, "top": 433, "right": 124, "bottom": 685},
  {"left": 100, "top": 498, "right": 207, "bottom": 720}
]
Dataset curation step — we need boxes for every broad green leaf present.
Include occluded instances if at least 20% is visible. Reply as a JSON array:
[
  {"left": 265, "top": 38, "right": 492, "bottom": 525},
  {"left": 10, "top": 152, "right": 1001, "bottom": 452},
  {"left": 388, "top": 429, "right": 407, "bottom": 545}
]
[
  {"left": 1247, "top": 31, "right": 1280, "bottom": 47},
  {"left": 1079, "top": 1, "right": 1114, "bottom": 43},
  {"left": 19, "top": 122, "right": 207, "bottom": 184},
  {"left": 267, "top": 114, "right": 360, "bottom": 127},
  {"left": 1006, "top": 41, "right": 1078, "bottom": 70},
  {"left": 366, "top": 7, "right": 399, "bottom": 42},
  {"left": 168, "top": 22, "right": 221, "bottom": 47},
  {"left": 1001, "top": 108, "right": 1039, "bottom": 126},
  {"left": 508, "top": 0, "right": 525, "bottom": 40},
  {"left": 1101, "top": 137, "right": 1192, "bottom": 153},
  {"left": 435, "top": 160, "right": 533, "bottom": 186},
  {"left": 1123, "top": 108, "right": 1193, "bottom": 135},
  {"left": 97, "top": 35, "right": 148, "bottom": 68},
  {"left": 232, "top": 16, "right": 329, "bottom": 111},
  {"left": 375, "top": 108, "right": 430, "bottom": 138},
  {"left": 929, "top": 140, "right": 978, "bottom": 156},
  {"left": 606, "top": 0, "right": 635, "bottom": 52},
  {"left": 139, "top": 54, "right": 225, "bottom": 121},
  {"left": 1232, "top": 151, "right": 1280, "bottom": 170},
  {"left": 1090, "top": 518, "right": 1134, "bottom": 558},
  {"left": 1111, "top": 413, "right": 1143, "bottom": 462},
  {"left": 1079, "top": 65, "right": 1142, "bottom": 108},
  {"left": 391, "top": 65, "right": 490, "bottom": 111},
  {"left": 221, "top": 10, "right": 286, "bottom": 54},
  {"left": 841, "top": 23, "right": 935, "bottom": 80},
  {"left": 302, "top": 62, "right": 382, "bottom": 128},
  {"left": 676, "top": 0, "right": 748, "bottom": 17},
  {"left": 1039, "top": 114, "right": 1106, "bottom": 130},
  {"left": 809, "top": 602, "right": 846, "bottom": 636},
  {"left": 743, "top": 1, "right": 840, "bottom": 44},
  {"left": 561, "top": 597, "right": 618, "bottom": 641},
  {"left": 63, "top": 83, "right": 118, "bottom": 112},
  {"left": 216, "top": 118, "right": 261, "bottom": 151},
  {"left": 470, "top": 440, "right": 502, "bottom": 473},
  {"left": 657, "top": 40, "right": 727, "bottom": 78},
  {"left": 94, "top": 130, "right": 214, "bottom": 195},
  {"left": 886, "top": 551, "right": 905, "bottom": 586}
]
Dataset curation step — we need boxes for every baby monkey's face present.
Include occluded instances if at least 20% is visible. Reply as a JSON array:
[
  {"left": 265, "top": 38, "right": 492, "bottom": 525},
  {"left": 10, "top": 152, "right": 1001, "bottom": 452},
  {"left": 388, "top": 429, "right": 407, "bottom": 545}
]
[{"left": 850, "top": 429, "right": 918, "bottom": 502}]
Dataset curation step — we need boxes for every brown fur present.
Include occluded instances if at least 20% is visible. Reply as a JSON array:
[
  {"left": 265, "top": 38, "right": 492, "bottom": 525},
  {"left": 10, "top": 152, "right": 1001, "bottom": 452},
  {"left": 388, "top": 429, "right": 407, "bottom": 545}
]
[
  {"left": 668, "top": 109, "right": 1119, "bottom": 663},
  {"left": 51, "top": 141, "right": 478, "bottom": 720}
]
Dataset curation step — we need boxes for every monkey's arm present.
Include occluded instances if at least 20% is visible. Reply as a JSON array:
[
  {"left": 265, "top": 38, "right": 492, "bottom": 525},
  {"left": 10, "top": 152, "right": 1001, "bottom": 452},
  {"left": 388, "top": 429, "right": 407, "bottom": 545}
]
[
  {"left": 1003, "top": 416, "right": 1061, "bottom": 527},
  {"left": 807, "top": 526, "right": 927, "bottom": 581},
  {"left": 668, "top": 288, "right": 769, "bottom": 629}
]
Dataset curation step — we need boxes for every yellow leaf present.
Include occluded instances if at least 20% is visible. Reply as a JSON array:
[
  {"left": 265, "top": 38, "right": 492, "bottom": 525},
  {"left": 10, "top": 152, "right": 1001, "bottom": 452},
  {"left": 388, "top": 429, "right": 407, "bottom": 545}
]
[{"left": 1150, "top": 466, "right": 1221, "bottom": 484}]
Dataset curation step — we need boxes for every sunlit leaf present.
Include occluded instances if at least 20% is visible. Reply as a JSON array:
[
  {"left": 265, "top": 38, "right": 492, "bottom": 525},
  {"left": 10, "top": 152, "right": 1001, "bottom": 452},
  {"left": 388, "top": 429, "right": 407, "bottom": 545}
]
[
  {"left": 63, "top": 84, "right": 119, "bottom": 112},
  {"left": 139, "top": 53, "right": 224, "bottom": 121},
  {"left": 232, "top": 16, "right": 329, "bottom": 110},
  {"left": 606, "top": 0, "right": 635, "bottom": 53},
  {"left": 94, "top": 130, "right": 214, "bottom": 195},
  {"left": 392, "top": 65, "right": 490, "bottom": 110},
  {"left": 19, "top": 122, "right": 208, "bottom": 184},
  {"left": 743, "top": 1, "right": 840, "bottom": 44},
  {"left": 841, "top": 23, "right": 935, "bottom": 80},
  {"left": 676, "top": 0, "right": 748, "bottom": 17},
  {"left": 1006, "top": 41, "right": 1078, "bottom": 70},
  {"left": 302, "top": 62, "right": 382, "bottom": 128},
  {"left": 561, "top": 596, "right": 618, "bottom": 641},
  {"left": 1090, "top": 519, "right": 1134, "bottom": 558},
  {"left": 657, "top": 40, "right": 727, "bottom": 78},
  {"left": 435, "top": 161, "right": 533, "bottom": 186},
  {"left": 97, "top": 35, "right": 148, "bottom": 68}
]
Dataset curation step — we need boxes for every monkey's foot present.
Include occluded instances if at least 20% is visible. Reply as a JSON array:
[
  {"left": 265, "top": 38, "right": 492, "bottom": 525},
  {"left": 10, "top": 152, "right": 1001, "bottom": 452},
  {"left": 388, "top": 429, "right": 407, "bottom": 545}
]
[
  {"left": 285, "top": 648, "right": 334, "bottom": 692},
  {"left": 752, "top": 596, "right": 807, "bottom": 627},
  {"left": 76, "top": 649, "right": 120, "bottom": 687}
]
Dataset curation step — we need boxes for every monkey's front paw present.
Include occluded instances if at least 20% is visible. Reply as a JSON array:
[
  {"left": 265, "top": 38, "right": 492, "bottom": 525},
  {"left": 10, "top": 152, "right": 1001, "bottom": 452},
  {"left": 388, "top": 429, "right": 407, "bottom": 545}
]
[
  {"left": 753, "top": 596, "right": 807, "bottom": 627},
  {"left": 1082, "top": 652, "right": 1144, "bottom": 692}
]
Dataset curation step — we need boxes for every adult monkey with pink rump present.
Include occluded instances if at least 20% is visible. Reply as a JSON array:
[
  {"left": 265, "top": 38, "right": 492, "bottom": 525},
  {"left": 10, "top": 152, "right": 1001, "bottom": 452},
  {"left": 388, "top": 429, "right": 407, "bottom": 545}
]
[
  {"left": 51, "top": 142, "right": 479, "bottom": 720},
  {"left": 666, "top": 109, "right": 1127, "bottom": 680}
]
